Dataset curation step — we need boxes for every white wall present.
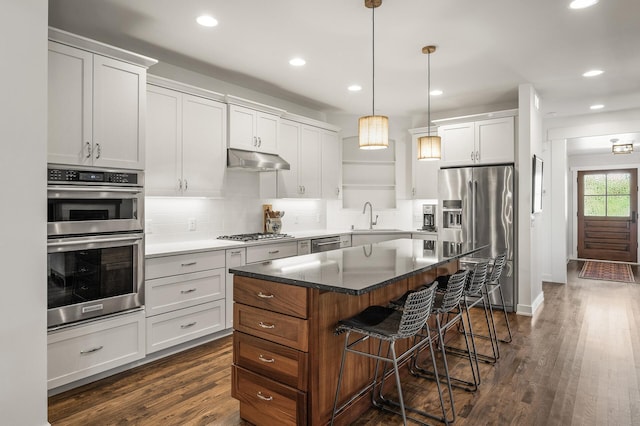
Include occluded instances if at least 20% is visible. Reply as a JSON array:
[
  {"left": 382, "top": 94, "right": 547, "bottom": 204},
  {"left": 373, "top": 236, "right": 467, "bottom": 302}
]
[
  {"left": 0, "top": 1, "right": 49, "bottom": 425},
  {"left": 516, "top": 84, "right": 545, "bottom": 315}
]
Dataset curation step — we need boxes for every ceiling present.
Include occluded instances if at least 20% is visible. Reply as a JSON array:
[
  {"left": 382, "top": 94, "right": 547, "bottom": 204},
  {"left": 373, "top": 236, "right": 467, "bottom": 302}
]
[
  {"left": 567, "top": 132, "right": 640, "bottom": 156},
  {"left": 49, "top": 0, "right": 640, "bottom": 149}
]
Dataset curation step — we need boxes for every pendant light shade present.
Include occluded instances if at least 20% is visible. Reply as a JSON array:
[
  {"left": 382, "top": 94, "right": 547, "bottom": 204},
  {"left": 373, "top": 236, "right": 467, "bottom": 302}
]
[
  {"left": 417, "top": 45, "right": 441, "bottom": 160},
  {"left": 417, "top": 135, "right": 441, "bottom": 160},
  {"left": 359, "top": 115, "right": 389, "bottom": 150},
  {"left": 359, "top": 0, "right": 389, "bottom": 150}
]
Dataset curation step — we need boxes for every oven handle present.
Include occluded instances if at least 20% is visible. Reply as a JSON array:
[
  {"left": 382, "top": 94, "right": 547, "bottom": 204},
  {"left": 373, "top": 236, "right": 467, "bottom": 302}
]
[
  {"left": 48, "top": 185, "right": 143, "bottom": 194},
  {"left": 47, "top": 233, "right": 144, "bottom": 248}
]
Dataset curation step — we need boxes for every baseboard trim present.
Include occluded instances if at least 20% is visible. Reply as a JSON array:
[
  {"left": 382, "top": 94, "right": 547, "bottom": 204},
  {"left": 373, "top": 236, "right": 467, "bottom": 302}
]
[{"left": 516, "top": 291, "right": 545, "bottom": 317}]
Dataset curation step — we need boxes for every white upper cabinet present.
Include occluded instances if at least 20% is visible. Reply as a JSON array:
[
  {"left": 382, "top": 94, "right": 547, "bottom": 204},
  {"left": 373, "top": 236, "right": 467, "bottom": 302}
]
[
  {"left": 409, "top": 127, "right": 440, "bottom": 199},
  {"left": 276, "top": 120, "right": 321, "bottom": 198},
  {"left": 228, "top": 104, "right": 280, "bottom": 153},
  {"left": 321, "top": 130, "right": 341, "bottom": 199},
  {"left": 440, "top": 116, "right": 514, "bottom": 167},
  {"left": 146, "top": 83, "right": 226, "bottom": 197},
  {"left": 48, "top": 41, "right": 148, "bottom": 169}
]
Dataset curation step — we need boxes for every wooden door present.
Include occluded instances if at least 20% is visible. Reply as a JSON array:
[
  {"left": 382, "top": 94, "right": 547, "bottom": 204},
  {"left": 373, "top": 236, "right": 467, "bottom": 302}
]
[{"left": 578, "top": 169, "right": 638, "bottom": 262}]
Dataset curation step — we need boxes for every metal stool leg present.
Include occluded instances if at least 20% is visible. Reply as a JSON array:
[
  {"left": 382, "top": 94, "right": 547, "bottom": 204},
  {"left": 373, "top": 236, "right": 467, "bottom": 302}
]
[{"left": 330, "top": 331, "right": 351, "bottom": 426}]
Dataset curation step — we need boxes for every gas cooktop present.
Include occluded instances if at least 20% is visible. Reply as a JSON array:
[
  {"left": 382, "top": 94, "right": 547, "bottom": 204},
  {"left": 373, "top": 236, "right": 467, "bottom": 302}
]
[{"left": 217, "top": 233, "right": 293, "bottom": 242}]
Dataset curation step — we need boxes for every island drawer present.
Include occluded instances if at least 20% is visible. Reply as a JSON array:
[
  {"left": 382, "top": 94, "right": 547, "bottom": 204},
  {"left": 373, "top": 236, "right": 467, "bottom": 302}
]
[
  {"left": 234, "top": 304, "right": 308, "bottom": 352},
  {"left": 232, "top": 365, "right": 307, "bottom": 426},
  {"left": 234, "top": 332, "right": 308, "bottom": 390},
  {"left": 234, "top": 276, "right": 308, "bottom": 318},
  {"left": 146, "top": 250, "right": 225, "bottom": 280}
]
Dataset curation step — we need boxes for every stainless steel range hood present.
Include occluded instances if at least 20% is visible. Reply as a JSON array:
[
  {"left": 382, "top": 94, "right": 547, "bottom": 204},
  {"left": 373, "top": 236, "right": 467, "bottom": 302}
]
[{"left": 227, "top": 148, "right": 290, "bottom": 171}]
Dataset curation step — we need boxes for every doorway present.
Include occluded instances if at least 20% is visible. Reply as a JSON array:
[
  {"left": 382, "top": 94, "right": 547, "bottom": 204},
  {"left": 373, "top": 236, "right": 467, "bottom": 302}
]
[{"left": 577, "top": 169, "right": 638, "bottom": 262}]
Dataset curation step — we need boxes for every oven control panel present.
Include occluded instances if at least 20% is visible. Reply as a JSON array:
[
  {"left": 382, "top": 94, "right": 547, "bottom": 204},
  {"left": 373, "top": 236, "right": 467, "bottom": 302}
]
[{"left": 48, "top": 168, "right": 139, "bottom": 185}]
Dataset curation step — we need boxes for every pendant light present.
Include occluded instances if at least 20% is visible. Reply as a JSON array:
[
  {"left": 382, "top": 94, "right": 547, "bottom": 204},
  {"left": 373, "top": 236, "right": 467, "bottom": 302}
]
[
  {"left": 359, "top": 0, "right": 389, "bottom": 150},
  {"left": 417, "top": 45, "right": 441, "bottom": 160}
]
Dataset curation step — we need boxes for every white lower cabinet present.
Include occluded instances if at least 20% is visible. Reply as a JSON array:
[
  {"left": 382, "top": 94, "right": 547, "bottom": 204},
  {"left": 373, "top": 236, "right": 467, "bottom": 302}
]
[
  {"left": 146, "top": 300, "right": 225, "bottom": 354},
  {"left": 245, "top": 241, "right": 299, "bottom": 264},
  {"left": 47, "top": 310, "right": 145, "bottom": 389},
  {"left": 145, "top": 250, "right": 227, "bottom": 353}
]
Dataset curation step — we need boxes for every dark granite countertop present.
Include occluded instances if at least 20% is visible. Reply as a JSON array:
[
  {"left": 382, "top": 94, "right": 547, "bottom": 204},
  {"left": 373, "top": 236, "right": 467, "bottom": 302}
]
[{"left": 230, "top": 238, "right": 485, "bottom": 295}]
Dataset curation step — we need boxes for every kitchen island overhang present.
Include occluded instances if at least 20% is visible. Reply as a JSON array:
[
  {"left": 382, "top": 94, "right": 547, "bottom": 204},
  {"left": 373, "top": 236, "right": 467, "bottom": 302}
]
[{"left": 229, "top": 238, "right": 485, "bottom": 426}]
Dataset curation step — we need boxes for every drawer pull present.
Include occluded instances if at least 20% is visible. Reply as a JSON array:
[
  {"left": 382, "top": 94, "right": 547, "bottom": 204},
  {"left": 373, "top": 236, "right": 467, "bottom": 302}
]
[
  {"left": 80, "top": 346, "right": 103, "bottom": 355},
  {"left": 180, "top": 288, "right": 197, "bottom": 294},
  {"left": 257, "top": 291, "right": 275, "bottom": 299},
  {"left": 268, "top": 250, "right": 280, "bottom": 254},
  {"left": 181, "top": 261, "right": 197, "bottom": 267},
  {"left": 258, "top": 354, "right": 275, "bottom": 363},
  {"left": 181, "top": 322, "right": 197, "bottom": 329},
  {"left": 256, "top": 391, "right": 273, "bottom": 401},
  {"left": 258, "top": 321, "right": 275, "bottom": 329},
  {"left": 230, "top": 250, "right": 242, "bottom": 255}
]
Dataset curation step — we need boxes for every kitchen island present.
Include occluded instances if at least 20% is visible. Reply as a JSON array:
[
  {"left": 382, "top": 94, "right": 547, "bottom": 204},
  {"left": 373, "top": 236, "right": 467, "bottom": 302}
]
[{"left": 229, "top": 238, "right": 483, "bottom": 426}]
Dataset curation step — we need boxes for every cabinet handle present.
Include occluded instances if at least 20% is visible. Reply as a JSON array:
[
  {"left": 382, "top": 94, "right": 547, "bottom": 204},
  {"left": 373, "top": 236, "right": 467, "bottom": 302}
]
[
  {"left": 95, "top": 143, "right": 101, "bottom": 159},
  {"left": 181, "top": 322, "right": 197, "bottom": 329},
  {"left": 85, "top": 142, "right": 92, "bottom": 158},
  {"left": 80, "top": 345, "right": 103, "bottom": 355},
  {"left": 336, "top": 187, "right": 340, "bottom": 196},
  {"left": 268, "top": 250, "right": 280, "bottom": 254},
  {"left": 181, "top": 261, "right": 197, "bottom": 267},
  {"left": 256, "top": 391, "right": 273, "bottom": 401},
  {"left": 184, "top": 179, "right": 188, "bottom": 190},
  {"left": 258, "top": 137, "right": 262, "bottom": 147},
  {"left": 476, "top": 151, "right": 479, "bottom": 161},
  {"left": 412, "top": 187, "right": 416, "bottom": 196},
  {"left": 258, "top": 354, "right": 275, "bottom": 363},
  {"left": 180, "top": 288, "right": 197, "bottom": 294},
  {"left": 302, "top": 185, "right": 306, "bottom": 193},
  {"left": 257, "top": 291, "right": 275, "bottom": 299},
  {"left": 471, "top": 151, "right": 474, "bottom": 161},
  {"left": 253, "top": 136, "right": 257, "bottom": 146},
  {"left": 178, "top": 179, "right": 183, "bottom": 190},
  {"left": 230, "top": 250, "right": 242, "bottom": 255},
  {"left": 258, "top": 321, "right": 275, "bottom": 329}
]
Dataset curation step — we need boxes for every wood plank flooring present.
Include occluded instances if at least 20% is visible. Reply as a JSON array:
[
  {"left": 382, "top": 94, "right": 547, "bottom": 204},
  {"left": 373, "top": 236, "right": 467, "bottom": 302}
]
[{"left": 49, "top": 260, "right": 640, "bottom": 425}]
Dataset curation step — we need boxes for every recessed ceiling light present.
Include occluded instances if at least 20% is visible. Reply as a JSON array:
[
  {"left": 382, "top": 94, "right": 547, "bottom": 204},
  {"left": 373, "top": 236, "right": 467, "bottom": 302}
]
[
  {"left": 430, "top": 89, "right": 443, "bottom": 96},
  {"left": 590, "top": 104, "right": 604, "bottom": 110},
  {"left": 583, "top": 69, "right": 604, "bottom": 77},
  {"left": 348, "top": 84, "right": 362, "bottom": 92},
  {"left": 569, "top": 0, "right": 599, "bottom": 9},
  {"left": 289, "top": 57, "right": 306, "bottom": 67},
  {"left": 196, "top": 15, "right": 218, "bottom": 27}
]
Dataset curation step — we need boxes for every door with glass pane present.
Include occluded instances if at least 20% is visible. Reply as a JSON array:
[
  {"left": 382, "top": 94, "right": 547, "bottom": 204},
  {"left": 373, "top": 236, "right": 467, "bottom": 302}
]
[{"left": 577, "top": 169, "right": 637, "bottom": 262}]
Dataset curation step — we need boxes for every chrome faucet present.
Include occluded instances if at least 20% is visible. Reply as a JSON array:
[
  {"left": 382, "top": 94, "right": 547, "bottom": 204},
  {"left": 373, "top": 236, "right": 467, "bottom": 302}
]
[{"left": 362, "top": 201, "right": 378, "bottom": 229}]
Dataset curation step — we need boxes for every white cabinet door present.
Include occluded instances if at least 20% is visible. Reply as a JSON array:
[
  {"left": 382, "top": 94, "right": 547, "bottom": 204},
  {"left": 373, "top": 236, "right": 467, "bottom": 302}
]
[
  {"left": 475, "top": 117, "right": 514, "bottom": 164},
  {"left": 321, "top": 130, "right": 341, "bottom": 199},
  {"left": 299, "top": 126, "right": 321, "bottom": 198},
  {"left": 92, "top": 55, "right": 145, "bottom": 169},
  {"left": 47, "top": 42, "right": 93, "bottom": 166},
  {"left": 182, "top": 94, "right": 226, "bottom": 197},
  {"left": 146, "top": 85, "right": 181, "bottom": 195},
  {"left": 439, "top": 122, "right": 475, "bottom": 167},
  {"left": 228, "top": 105, "right": 279, "bottom": 153},
  {"left": 410, "top": 131, "right": 440, "bottom": 199},
  {"left": 256, "top": 111, "right": 279, "bottom": 153},
  {"left": 228, "top": 104, "right": 256, "bottom": 151},
  {"left": 277, "top": 120, "right": 300, "bottom": 197}
]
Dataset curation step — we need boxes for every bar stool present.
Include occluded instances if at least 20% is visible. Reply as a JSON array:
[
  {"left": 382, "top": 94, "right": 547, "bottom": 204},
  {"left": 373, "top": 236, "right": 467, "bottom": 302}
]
[
  {"left": 330, "top": 284, "right": 446, "bottom": 426},
  {"left": 484, "top": 253, "right": 513, "bottom": 343},
  {"left": 446, "top": 261, "right": 497, "bottom": 369},
  {"left": 410, "top": 269, "right": 476, "bottom": 423}
]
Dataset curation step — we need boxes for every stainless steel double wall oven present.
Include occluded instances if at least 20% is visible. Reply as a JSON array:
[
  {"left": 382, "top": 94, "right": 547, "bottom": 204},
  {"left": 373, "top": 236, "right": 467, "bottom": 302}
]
[{"left": 47, "top": 167, "right": 144, "bottom": 328}]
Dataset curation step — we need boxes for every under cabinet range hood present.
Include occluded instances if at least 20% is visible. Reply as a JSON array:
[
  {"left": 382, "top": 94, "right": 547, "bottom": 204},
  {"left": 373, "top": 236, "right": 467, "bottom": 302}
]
[{"left": 227, "top": 148, "right": 290, "bottom": 171}]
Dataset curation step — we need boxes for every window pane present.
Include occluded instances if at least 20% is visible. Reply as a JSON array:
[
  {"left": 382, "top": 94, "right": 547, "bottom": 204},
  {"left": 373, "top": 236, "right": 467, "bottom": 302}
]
[
  {"left": 607, "top": 195, "right": 630, "bottom": 216},
  {"left": 607, "top": 173, "right": 630, "bottom": 195},
  {"left": 584, "top": 195, "right": 606, "bottom": 216},
  {"left": 584, "top": 174, "right": 605, "bottom": 195}
]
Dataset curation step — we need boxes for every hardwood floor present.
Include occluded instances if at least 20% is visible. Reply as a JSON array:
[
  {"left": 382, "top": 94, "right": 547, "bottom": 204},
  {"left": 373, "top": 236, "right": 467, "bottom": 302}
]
[{"left": 49, "top": 260, "right": 640, "bottom": 425}]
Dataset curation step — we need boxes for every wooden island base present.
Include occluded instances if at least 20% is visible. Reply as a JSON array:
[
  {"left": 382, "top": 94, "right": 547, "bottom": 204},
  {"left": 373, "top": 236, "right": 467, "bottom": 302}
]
[{"left": 231, "top": 259, "right": 459, "bottom": 425}]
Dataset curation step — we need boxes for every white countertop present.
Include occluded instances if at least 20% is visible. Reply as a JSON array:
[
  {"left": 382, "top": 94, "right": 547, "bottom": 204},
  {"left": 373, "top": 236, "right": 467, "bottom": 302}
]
[{"left": 145, "top": 229, "right": 437, "bottom": 257}]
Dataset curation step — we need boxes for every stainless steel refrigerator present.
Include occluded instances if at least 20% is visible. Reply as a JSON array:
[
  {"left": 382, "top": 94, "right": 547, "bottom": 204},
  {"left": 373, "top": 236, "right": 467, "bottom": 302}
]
[{"left": 438, "top": 164, "right": 516, "bottom": 311}]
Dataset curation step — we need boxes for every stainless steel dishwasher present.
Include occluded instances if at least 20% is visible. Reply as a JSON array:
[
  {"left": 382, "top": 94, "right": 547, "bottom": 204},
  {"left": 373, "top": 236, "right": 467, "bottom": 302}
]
[{"left": 310, "top": 235, "right": 342, "bottom": 253}]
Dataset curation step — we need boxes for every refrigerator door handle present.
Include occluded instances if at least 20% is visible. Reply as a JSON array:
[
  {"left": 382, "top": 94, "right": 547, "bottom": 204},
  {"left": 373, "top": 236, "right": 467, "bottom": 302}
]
[
  {"left": 468, "top": 180, "right": 474, "bottom": 246},
  {"left": 473, "top": 180, "right": 478, "bottom": 246}
]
